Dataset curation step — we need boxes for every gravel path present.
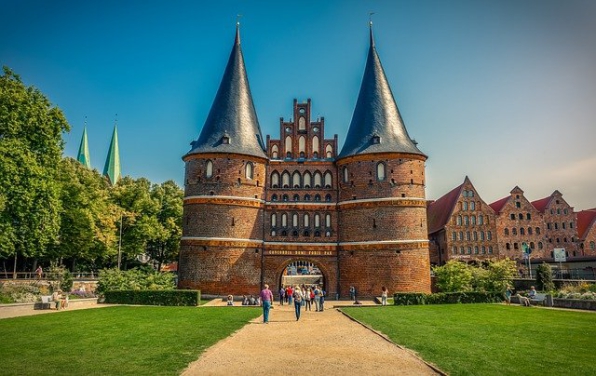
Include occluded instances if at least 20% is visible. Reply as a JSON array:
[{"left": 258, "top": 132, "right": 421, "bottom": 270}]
[{"left": 182, "top": 300, "right": 441, "bottom": 376}]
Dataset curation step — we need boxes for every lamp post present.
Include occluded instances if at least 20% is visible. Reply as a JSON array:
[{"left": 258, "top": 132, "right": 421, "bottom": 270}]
[{"left": 118, "top": 213, "right": 123, "bottom": 270}]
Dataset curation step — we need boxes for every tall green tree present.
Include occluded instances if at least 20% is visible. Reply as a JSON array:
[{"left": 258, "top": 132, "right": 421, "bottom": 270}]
[
  {"left": 0, "top": 67, "right": 69, "bottom": 272},
  {"left": 146, "top": 180, "right": 183, "bottom": 271},
  {"left": 51, "top": 158, "right": 119, "bottom": 271},
  {"left": 433, "top": 260, "right": 474, "bottom": 292}
]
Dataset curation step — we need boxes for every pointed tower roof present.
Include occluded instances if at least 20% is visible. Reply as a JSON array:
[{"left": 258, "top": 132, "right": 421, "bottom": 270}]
[
  {"left": 77, "top": 124, "right": 91, "bottom": 169},
  {"left": 338, "top": 23, "right": 425, "bottom": 159},
  {"left": 185, "top": 24, "right": 267, "bottom": 159},
  {"left": 103, "top": 125, "right": 121, "bottom": 186}
]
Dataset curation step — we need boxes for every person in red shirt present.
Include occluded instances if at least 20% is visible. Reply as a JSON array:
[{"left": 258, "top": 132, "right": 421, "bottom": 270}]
[{"left": 259, "top": 284, "right": 274, "bottom": 324}]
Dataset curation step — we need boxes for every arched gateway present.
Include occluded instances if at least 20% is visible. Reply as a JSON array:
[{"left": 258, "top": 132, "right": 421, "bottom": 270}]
[{"left": 178, "top": 24, "right": 431, "bottom": 298}]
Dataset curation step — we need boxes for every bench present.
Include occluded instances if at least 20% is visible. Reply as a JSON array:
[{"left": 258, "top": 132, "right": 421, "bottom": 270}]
[
  {"left": 530, "top": 293, "right": 547, "bottom": 305},
  {"left": 34, "top": 295, "right": 53, "bottom": 310}
]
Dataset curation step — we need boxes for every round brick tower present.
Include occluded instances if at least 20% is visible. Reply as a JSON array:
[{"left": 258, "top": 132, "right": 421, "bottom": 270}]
[
  {"left": 336, "top": 23, "right": 431, "bottom": 296},
  {"left": 178, "top": 25, "right": 268, "bottom": 295}
]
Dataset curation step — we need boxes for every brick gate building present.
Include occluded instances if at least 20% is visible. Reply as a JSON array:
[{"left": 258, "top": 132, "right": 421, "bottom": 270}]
[{"left": 178, "top": 24, "right": 431, "bottom": 298}]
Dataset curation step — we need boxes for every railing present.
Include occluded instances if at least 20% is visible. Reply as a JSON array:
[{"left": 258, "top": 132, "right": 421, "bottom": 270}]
[
  {"left": 0, "top": 272, "right": 99, "bottom": 280},
  {"left": 517, "top": 269, "right": 596, "bottom": 281}
]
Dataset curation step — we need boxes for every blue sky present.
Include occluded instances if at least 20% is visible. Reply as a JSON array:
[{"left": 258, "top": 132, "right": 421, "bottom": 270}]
[{"left": 2, "top": 0, "right": 595, "bottom": 210}]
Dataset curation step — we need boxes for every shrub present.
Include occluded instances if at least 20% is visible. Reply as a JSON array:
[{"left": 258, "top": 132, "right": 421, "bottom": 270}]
[
  {"left": 536, "top": 263, "right": 555, "bottom": 292},
  {"left": 433, "top": 261, "right": 474, "bottom": 292},
  {"left": 0, "top": 282, "right": 41, "bottom": 303},
  {"left": 393, "top": 291, "right": 503, "bottom": 305},
  {"left": 97, "top": 268, "right": 175, "bottom": 294},
  {"left": 104, "top": 290, "right": 200, "bottom": 306}
]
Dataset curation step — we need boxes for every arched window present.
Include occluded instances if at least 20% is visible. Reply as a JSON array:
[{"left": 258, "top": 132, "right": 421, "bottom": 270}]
[
  {"left": 285, "top": 136, "right": 292, "bottom": 156},
  {"left": 463, "top": 202, "right": 468, "bottom": 211},
  {"left": 504, "top": 228, "right": 509, "bottom": 236},
  {"left": 245, "top": 162, "right": 253, "bottom": 180},
  {"left": 469, "top": 191, "right": 475, "bottom": 197},
  {"left": 314, "top": 194, "right": 321, "bottom": 202},
  {"left": 312, "top": 136, "right": 319, "bottom": 156},
  {"left": 303, "top": 171, "right": 312, "bottom": 188},
  {"left": 271, "top": 214, "right": 277, "bottom": 227},
  {"left": 538, "top": 242, "right": 543, "bottom": 249},
  {"left": 527, "top": 213, "right": 531, "bottom": 220},
  {"left": 471, "top": 216, "right": 476, "bottom": 225},
  {"left": 324, "top": 171, "right": 332, "bottom": 188},
  {"left": 271, "top": 172, "right": 280, "bottom": 188},
  {"left": 520, "top": 228, "right": 525, "bottom": 235},
  {"left": 452, "top": 232, "right": 457, "bottom": 241},
  {"left": 466, "top": 231, "right": 471, "bottom": 241},
  {"left": 478, "top": 215, "right": 484, "bottom": 225},
  {"left": 298, "top": 117, "right": 306, "bottom": 131},
  {"left": 459, "top": 231, "right": 464, "bottom": 241},
  {"left": 474, "top": 246, "right": 479, "bottom": 254},
  {"left": 205, "top": 160, "right": 213, "bottom": 178},
  {"left": 512, "top": 228, "right": 517, "bottom": 235},
  {"left": 271, "top": 145, "right": 279, "bottom": 159},
  {"left": 292, "top": 171, "right": 301, "bottom": 188},
  {"left": 271, "top": 230, "right": 276, "bottom": 236},
  {"left": 282, "top": 194, "right": 288, "bottom": 202},
  {"left": 536, "top": 227, "right": 541, "bottom": 235},
  {"left": 281, "top": 213, "right": 287, "bottom": 227},
  {"left": 506, "top": 243, "right": 511, "bottom": 250},
  {"left": 590, "top": 241, "right": 595, "bottom": 250},
  {"left": 282, "top": 172, "right": 290, "bottom": 188},
  {"left": 376, "top": 162, "right": 386, "bottom": 181},
  {"left": 299, "top": 136, "right": 306, "bottom": 155},
  {"left": 487, "top": 231, "right": 492, "bottom": 240},
  {"left": 314, "top": 214, "right": 321, "bottom": 227},
  {"left": 325, "top": 194, "right": 332, "bottom": 202},
  {"left": 456, "top": 216, "right": 462, "bottom": 225},
  {"left": 528, "top": 227, "right": 533, "bottom": 235},
  {"left": 470, "top": 201, "right": 475, "bottom": 210},
  {"left": 480, "top": 231, "right": 485, "bottom": 240},
  {"left": 325, "top": 145, "right": 333, "bottom": 158},
  {"left": 314, "top": 172, "right": 322, "bottom": 188},
  {"left": 292, "top": 213, "right": 298, "bottom": 227},
  {"left": 464, "top": 216, "right": 469, "bottom": 226},
  {"left": 343, "top": 167, "right": 349, "bottom": 183},
  {"left": 304, "top": 194, "right": 311, "bottom": 201},
  {"left": 271, "top": 194, "right": 278, "bottom": 202},
  {"left": 473, "top": 231, "right": 478, "bottom": 241},
  {"left": 325, "top": 214, "right": 331, "bottom": 228},
  {"left": 304, "top": 214, "right": 310, "bottom": 227},
  {"left": 293, "top": 194, "right": 299, "bottom": 201}
]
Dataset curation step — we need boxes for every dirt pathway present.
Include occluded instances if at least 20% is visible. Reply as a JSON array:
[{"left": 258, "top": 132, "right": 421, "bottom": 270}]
[{"left": 182, "top": 300, "right": 441, "bottom": 376}]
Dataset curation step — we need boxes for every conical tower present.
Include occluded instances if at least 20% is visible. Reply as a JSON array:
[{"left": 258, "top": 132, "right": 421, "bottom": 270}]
[
  {"left": 178, "top": 24, "right": 268, "bottom": 294},
  {"left": 77, "top": 123, "right": 91, "bottom": 169},
  {"left": 336, "top": 23, "right": 431, "bottom": 295},
  {"left": 103, "top": 124, "right": 121, "bottom": 186}
]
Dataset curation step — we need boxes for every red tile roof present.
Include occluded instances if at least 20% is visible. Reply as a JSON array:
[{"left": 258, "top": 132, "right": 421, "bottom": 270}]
[
  {"left": 577, "top": 209, "right": 596, "bottom": 240},
  {"left": 489, "top": 196, "right": 510, "bottom": 214},
  {"left": 531, "top": 196, "right": 552, "bottom": 213},
  {"left": 427, "top": 182, "right": 464, "bottom": 234}
]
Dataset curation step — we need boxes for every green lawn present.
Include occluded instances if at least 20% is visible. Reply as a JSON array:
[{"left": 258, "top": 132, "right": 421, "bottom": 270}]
[
  {"left": 343, "top": 304, "right": 596, "bottom": 376},
  {"left": 0, "top": 306, "right": 261, "bottom": 375}
]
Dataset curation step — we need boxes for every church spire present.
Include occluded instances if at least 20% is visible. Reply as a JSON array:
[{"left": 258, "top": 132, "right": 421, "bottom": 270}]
[
  {"left": 103, "top": 120, "right": 121, "bottom": 186},
  {"left": 338, "top": 23, "right": 424, "bottom": 159},
  {"left": 186, "top": 23, "right": 267, "bottom": 159},
  {"left": 77, "top": 118, "right": 91, "bottom": 169}
]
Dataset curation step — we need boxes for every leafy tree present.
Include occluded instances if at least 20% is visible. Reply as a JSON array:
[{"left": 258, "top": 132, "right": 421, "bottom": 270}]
[
  {"left": 0, "top": 67, "right": 69, "bottom": 272},
  {"left": 146, "top": 180, "right": 183, "bottom": 271},
  {"left": 51, "top": 158, "right": 119, "bottom": 271},
  {"left": 433, "top": 260, "right": 474, "bottom": 292},
  {"left": 536, "top": 263, "right": 555, "bottom": 292},
  {"left": 483, "top": 258, "right": 517, "bottom": 292}
]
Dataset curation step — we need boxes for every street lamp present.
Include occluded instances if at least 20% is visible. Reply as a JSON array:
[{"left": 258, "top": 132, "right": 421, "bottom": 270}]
[{"left": 118, "top": 213, "right": 123, "bottom": 270}]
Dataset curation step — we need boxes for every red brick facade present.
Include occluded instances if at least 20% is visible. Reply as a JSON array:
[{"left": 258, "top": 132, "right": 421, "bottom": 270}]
[{"left": 179, "top": 100, "right": 432, "bottom": 297}]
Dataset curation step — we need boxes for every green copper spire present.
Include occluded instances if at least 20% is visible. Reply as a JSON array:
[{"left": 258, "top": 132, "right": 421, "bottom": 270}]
[
  {"left": 103, "top": 124, "right": 121, "bottom": 186},
  {"left": 77, "top": 123, "right": 91, "bottom": 169}
]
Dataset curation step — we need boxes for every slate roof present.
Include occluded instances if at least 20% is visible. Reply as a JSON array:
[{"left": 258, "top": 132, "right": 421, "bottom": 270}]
[
  {"left": 185, "top": 25, "right": 267, "bottom": 159},
  {"left": 338, "top": 24, "right": 425, "bottom": 159}
]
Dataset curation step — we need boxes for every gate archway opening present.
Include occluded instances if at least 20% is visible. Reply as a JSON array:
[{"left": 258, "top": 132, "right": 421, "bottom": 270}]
[{"left": 280, "top": 260, "right": 325, "bottom": 292}]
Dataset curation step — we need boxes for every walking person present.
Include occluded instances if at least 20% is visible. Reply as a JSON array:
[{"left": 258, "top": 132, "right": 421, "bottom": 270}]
[
  {"left": 313, "top": 285, "right": 321, "bottom": 311},
  {"left": 279, "top": 286, "right": 285, "bottom": 306},
  {"left": 349, "top": 285, "right": 355, "bottom": 301},
  {"left": 260, "top": 284, "right": 274, "bottom": 324},
  {"left": 293, "top": 285, "right": 303, "bottom": 321},
  {"left": 305, "top": 288, "right": 312, "bottom": 311},
  {"left": 319, "top": 288, "right": 325, "bottom": 311},
  {"left": 381, "top": 286, "right": 388, "bottom": 306},
  {"left": 35, "top": 266, "right": 43, "bottom": 280}
]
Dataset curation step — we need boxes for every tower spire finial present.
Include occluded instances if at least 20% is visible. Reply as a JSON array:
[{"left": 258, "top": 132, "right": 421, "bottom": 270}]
[
  {"left": 369, "top": 12, "right": 375, "bottom": 47},
  {"left": 236, "top": 14, "right": 242, "bottom": 44}
]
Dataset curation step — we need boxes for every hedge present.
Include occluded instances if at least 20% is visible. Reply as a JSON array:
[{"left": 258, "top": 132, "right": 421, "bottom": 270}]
[
  {"left": 394, "top": 291, "right": 504, "bottom": 305},
  {"left": 104, "top": 290, "right": 201, "bottom": 306}
]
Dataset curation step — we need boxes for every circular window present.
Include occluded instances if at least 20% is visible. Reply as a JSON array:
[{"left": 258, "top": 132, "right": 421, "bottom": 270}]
[{"left": 312, "top": 126, "right": 319, "bottom": 133}]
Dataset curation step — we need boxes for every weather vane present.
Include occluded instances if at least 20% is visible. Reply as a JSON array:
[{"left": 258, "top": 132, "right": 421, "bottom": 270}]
[
  {"left": 236, "top": 14, "right": 242, "bottom": 26},
  {"left": 369, "top": 12, "right": 375, "bottom": 26}
]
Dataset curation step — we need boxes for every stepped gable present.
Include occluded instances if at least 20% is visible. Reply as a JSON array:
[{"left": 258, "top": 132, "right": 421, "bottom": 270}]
[
  {"left": 185, "top": 24, "right": 267, "bottom": 159},
  {"left": 338, "top": 23, "right": 424, "bottom": 159},
  {"left": 427, "top": 180, "right": 464, "bottom": 234},
  {"left": 577, "top": 209, "right": 596, "bottom": 240}
]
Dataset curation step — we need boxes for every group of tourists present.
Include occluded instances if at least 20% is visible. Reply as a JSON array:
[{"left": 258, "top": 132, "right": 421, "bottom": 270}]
[
  {"left": 258, "top": 283, "right": 326, "bottom": 323},
  {"left": 279, "top": 284, "right": 326, "bottom": 320}
]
